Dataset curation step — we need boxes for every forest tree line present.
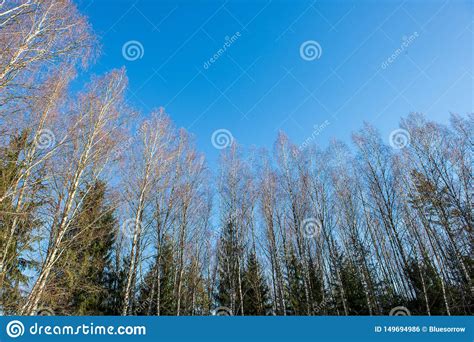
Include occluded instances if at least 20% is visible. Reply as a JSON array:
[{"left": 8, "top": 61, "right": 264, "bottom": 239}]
[{"left": 0, "top": 0, "right": 472, "bottom": 316}]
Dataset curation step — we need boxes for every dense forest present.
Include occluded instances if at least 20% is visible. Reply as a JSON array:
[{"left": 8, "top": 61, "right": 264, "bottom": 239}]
[{"left": 0, "top": 0, "right": 472, "bottom": 316}]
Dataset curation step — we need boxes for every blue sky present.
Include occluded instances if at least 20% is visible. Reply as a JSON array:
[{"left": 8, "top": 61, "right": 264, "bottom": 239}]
[{"left": 77, "top": 0, "right": 473, "bottom": 164}]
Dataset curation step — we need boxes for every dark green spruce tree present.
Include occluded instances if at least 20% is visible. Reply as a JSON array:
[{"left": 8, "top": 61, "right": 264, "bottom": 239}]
[
  {"left": 136, "top": 235, "right": 176, "bottom": 315},
  {"left": 285, "top": 246, "right": 307, "bottom": 315},
  {"left": 50, "top": 181, "right": 118, "bottom": 315},
  {"left": 338, "top": 258, "right": 370, "bottom": 315},
  {"left": 0, "top": 131, "right": 42, "bottom": 314},
  {"left": 216, "top": 220, "right": 244, "bottom": 315},
  {"left": 242, "top": 250, "right": 270, "bottom": 315}
]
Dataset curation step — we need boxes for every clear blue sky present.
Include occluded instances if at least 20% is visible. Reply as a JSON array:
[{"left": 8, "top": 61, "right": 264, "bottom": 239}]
[{"left": 77, "top": 0, "right": 473, "bottom": 164}]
